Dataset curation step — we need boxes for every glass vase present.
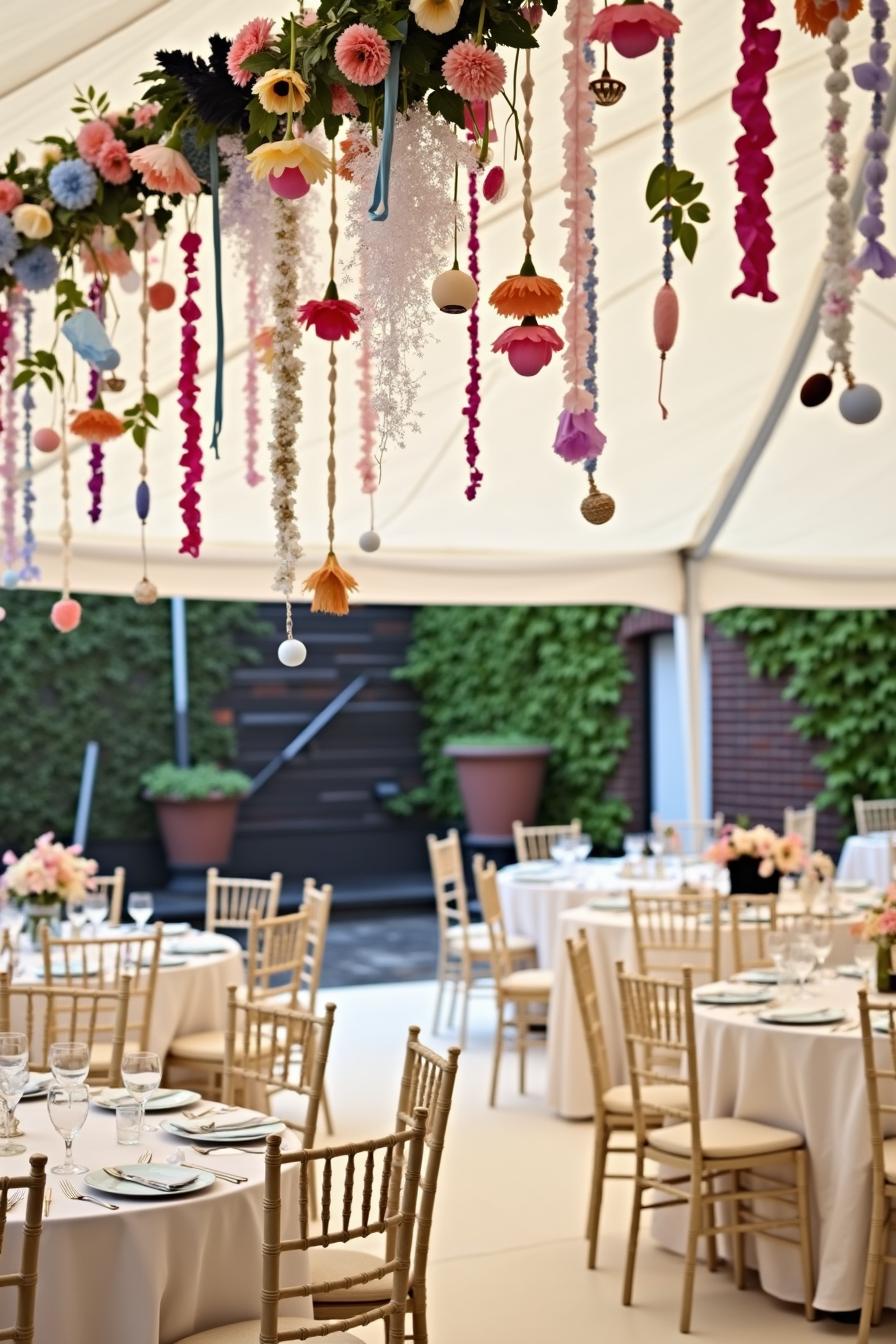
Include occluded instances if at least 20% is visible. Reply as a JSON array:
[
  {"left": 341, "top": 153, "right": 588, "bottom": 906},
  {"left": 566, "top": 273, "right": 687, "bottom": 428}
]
[
  {"left": 24, "top": 900, "right": 62, "bottom": 949},
  {"left": 876, "top": 941, "right": 893, "bottom": 994}
]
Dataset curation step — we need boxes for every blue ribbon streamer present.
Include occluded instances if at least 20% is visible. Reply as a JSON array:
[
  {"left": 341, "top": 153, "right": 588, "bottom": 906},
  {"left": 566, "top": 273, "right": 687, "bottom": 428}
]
[
  {"left": 368, "top": 20, "right": 407, "bottom": 222},
  {"left": 208, "top": 133, "right": 224, "bottom": 459}
]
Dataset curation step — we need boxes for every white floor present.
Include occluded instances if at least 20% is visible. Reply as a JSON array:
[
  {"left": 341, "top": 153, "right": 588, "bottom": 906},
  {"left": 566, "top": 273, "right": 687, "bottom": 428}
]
[{"left": 320, "top": 979, "right": 878, "bottom": 1343}]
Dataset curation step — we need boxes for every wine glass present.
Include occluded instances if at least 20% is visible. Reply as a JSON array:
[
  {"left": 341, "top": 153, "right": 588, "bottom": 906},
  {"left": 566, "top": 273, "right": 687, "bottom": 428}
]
[
  {"left": 788, "top": 937, "right": 818, "bottom": 997},
  {"left": 84, "top": 891, "right": 109, "bottom": 931},
  {"left": 574, "top": 833, "right": 593, "bottom": 864},
  {"left": 766, "top": 931, "right": 790, "bottom": 985},
  {"left": 49, "top": 1041, "right": 90, "bottom": 1091},
  {"left": 67, "top": 898, "right": 87, "bottom": 937},
  {"left": 550, "top": 836, "right": 577, "bottom": 871},
  {"left": 854, "top": 942, "right": 878, "bottom": 989},
  {"left": 127, "top": 891, "right": 154, "bottom": 930},
  {"left": 811, "top": 921, "right": 834, "bottom": 978},
  {"left": 121, "top": 1050, "right": 161, "bottom": 1137},
  {"left": 47, "top": 1084, "right": 89, "bottom": 1175},
  {"left": 623, "top": 834, "right": 642, "bottom": 862},
  {"left": 0, "top": 1033, "right": 28, "bottom": 1157}
]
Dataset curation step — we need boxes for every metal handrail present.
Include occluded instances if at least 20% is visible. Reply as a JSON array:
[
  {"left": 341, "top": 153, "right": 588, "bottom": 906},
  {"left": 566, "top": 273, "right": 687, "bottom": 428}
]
[{"left": 247, "top": 675, "right": 368, "bottom": 797}]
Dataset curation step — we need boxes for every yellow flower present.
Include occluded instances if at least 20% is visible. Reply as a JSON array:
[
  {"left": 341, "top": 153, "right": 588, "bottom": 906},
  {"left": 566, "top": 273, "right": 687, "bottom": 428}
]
[
  {"left": 40, "top": 144, "right": 63, "bottom": 167},
  {"left": 410, "top": 0, "right": 462, "bottom": 35},
  {"left": 254, "top": 68, "right": 310, "bottom": 116},
  {"left": 12, "top": 203, "right": 53, "bottom": 240},
  {"left": 246, "top": 138, "right": 330, "bottom": 185}
]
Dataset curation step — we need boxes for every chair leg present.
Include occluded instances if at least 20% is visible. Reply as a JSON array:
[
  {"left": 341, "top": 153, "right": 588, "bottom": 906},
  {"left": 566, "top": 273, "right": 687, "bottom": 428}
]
[
  {"left": 586, "top": 1124, "right": 609, "bottom": 1270},
  {"left": 488, "top": 1003, "right": 504, "bottom": 1108},
  {"left": 859, "top": 1190, "right": 888, "bottom": 1342},
  {"left": 794, "top": 1149, "right": 816, "bottom": 1323},
  {"left": 871, "top": 1205, "right": 891, "bottom": 1324},
  {"left": 516, "top": 1001, "right": 526, "bottom": 1096},
  {"left": 459, "top": 971, "right": 471, "bottom": 1051},
  {"left": 679, "top": 1176, "right": 703, "bottom": 1334},
  {"left": 320, "top": 1082, "right": 334, "bottom": 1136},
  {"left": 432, "top": 948, "right": 446, "bottom": 1033},
  {"left": 731, "top": 1170, "right": 746, "bottom": 1290},
  {"left": 622, "top": 1154, "right": 645, "bottom": 1306},
  {"left": 447, "top": 962, "right": 460, "bottom": 1029},
  {"left": 704, "top": 1174, "right": 718, "bottom": 1273},
  {"left": 409, "top": 1289, "right": 427, "bottom": 1344}
]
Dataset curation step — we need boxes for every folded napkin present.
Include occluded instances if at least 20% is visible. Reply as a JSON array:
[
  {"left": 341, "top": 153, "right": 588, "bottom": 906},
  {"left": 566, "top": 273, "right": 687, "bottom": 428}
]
[
  {"left": 173, "top": 1106, "right": 275, "bottom": 1134},
  {"left": 105, "top": 1166, "right": 197, "bottom": 1191},
  {"left": 92, "top": 1087, "right": 179, "bottom": 1105}
]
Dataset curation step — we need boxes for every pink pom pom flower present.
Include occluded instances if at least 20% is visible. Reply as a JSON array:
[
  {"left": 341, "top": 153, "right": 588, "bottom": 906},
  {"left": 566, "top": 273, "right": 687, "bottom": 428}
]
[
  {"left": 96, "top": 138, "right": 132, "bottom": 185},
  {"left": 0, "top": 180, "right": 23, "bottom": 214},
  {"left": 442, "top": 41, "right": 506, "bottom": 102},
  {"left": 331, "top": 85, "right": 361, "bottom": 117},
  {"left": 76, "top": 119, "right": 114, "bottom": 165},
  {"left": 227, "top": 18, "right": 275, "bottom": 87},
  {"left": 129, "top": 146, "right": 201, "bottom": 195},
  {"left": 493, "top": 319, "right": 563, "bottom": 377},
  {"left": 334, "top": 25, "right": 391, "bottom": 87},
  {"left": 133, "top": 103, "right": 160, "bottom": 129}
]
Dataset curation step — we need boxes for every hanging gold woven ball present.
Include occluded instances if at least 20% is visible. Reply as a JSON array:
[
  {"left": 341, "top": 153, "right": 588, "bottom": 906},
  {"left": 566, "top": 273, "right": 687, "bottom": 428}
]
[
  {"left": 590, "top": 70, "right": 626, "bottom": 107},
  {"left": 133, "top": 577, "right": 159, "bottom": 605},
  {"left": 581, "top": 478, "right": 616, "bottom": 525},
  {"left": 104, "top": 375, "right": 126, "bottom": 393}
]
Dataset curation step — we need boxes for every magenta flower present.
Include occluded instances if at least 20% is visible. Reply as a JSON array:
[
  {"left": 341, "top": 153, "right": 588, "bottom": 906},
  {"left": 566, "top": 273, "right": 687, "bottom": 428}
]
[
  {"left": 298, "top": 295, "right": 361, "bottom": 341},
  {"left": 588, "top": 2, "right": 681, "bottom": 59},
  {"left": 443, "top": 40, "right": 506, "bottom": 102},
  {"left": 553, "top": 409, "right": 607, "bottom": 463},
  {"left": 334, "top": 25, "right": 391, "bottom": 86},
  {"left": 493, "top": 320, "right": 562, "bottom": 377}
]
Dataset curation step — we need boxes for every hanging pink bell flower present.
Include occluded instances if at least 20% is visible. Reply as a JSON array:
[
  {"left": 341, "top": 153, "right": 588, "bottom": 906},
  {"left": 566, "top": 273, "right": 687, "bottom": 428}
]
[
  {"left": 493, "top": 318, "right": 563, "bottom": 376},
  {"left": 483, "top": 165, "right": 506, "bottom": 203},
  {"left": 521, "top": 4, "right": 544, "bottom": 29},
  {"left": 298, "top": 284, "right": 361, "bottom": 341},
  {"left": 588, "top": 2, "right": 681, "bottom": 59}
]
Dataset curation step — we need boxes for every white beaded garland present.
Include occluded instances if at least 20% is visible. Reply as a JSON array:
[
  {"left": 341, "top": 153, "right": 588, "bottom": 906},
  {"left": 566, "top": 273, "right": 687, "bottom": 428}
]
[
  {"left": 839, "top": 383, "right": 882, "bottom": 424},
  {"left": 277, "top": 637, "right": 307, "bottom": 668},
  {"left": 358, "top": 529, "right": 381, "bottom": 553}
]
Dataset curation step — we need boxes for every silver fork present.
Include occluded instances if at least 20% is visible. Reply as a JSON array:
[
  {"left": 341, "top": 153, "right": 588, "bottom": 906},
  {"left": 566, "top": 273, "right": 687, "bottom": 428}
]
[
  {"left": 60, "top": 1178, "right": 118, "bottom": 1211},
  {"left": 182, "top": 1104, "right": 238, "bottom": 1120},
  {"left": 5, "top": 1191, "right": 24, "bottom": 1210}
]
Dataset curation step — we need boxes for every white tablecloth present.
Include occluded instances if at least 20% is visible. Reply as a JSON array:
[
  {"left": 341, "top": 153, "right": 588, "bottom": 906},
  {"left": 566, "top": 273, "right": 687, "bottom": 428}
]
[
  {"left": 546, "top": 904, "right": 860, "bottom": 1119},
  {"left": 0, "top": 1096, "right": 304, "bottom": 1343},
  {"left": 652, "top": 978, "right": 896, "bottom": 1313},
  {"left": 838, "top": 834, "right": 893, "bottom": 889}
]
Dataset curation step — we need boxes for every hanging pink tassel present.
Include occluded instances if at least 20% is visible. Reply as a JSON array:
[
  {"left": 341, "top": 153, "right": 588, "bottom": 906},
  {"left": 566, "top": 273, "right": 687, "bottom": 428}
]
[
  {"left": 463, "top": 172, "right": 483, "bottom": 500},
  {"left": 178, "top": 230, "right": 203, "bottom": 557}
]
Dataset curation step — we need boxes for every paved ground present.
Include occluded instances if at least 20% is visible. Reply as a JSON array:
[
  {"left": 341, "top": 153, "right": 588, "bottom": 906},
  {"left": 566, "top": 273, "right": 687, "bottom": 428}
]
[{"left": 322, "top": 911, "right": 439, "bottom": 988}]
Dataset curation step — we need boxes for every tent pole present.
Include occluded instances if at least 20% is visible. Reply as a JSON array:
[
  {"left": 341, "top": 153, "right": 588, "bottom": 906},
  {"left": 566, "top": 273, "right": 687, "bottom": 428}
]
[
  {"left": 170, "top": 597, "right": 190, "bottom": 767},
  {"left": 673, "top": 557, "right": 704, "bottom": 826}
]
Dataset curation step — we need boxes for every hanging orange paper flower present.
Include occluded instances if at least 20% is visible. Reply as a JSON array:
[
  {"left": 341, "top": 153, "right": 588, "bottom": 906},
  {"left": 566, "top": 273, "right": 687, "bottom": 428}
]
[
  {"left": 70, "top": 408, "right": 124, "bottom": 442},
  {"left": 794, "top": 0, "right": 862, "bottom": 37},
  {"left": 303, "top": 551, "right": 358, "bottom": 615},
  {"left": 489, "top": 254, "right": 563, "bottom": 319}
]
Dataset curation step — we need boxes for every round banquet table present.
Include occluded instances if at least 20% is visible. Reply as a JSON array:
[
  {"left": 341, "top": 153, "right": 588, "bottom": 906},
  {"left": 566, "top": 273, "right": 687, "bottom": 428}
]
[
  {"left": 652, "top": 977, "right": 896, "bottom": 1314},
  {"left": 837, "top": 834, "right": 892, "bottom": 889},
  {"left": 546, "top": 902, "right": 861, "bottom": 1119},
  {"left": 11, "top": 927, "right": 245, "bottom": 1059},
  {"left": 498, "top": 857, "right": 715, "bottom": 969},
  {"left": 0, "top": 1096, "right": 305, "bottom": 1343}
]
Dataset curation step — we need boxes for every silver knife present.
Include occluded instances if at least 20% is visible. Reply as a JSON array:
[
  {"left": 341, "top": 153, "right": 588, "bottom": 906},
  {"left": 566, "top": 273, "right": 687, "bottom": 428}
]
[{"left": 103, "top": 1166, "right": 197, "bottom": 1192}]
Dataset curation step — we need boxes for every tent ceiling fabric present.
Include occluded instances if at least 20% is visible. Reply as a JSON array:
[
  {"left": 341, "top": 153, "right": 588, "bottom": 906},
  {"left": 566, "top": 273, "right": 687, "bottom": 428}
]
[{"left": 1, "top": 1, "right": 894, "bottom": 614}]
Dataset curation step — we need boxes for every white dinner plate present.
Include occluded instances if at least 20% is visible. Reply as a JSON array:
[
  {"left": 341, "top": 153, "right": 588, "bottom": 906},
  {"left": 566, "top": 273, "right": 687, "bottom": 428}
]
[
  {"left": 695, "top": 987, "right": 774, "bottom": 1007},
  {"left": 758, "top": 1005, "right": 845, "bottom": 1027},
  {"left": 19, "top": 1073, "right": 52, "bottom": 1100},
  {"left": 871, "top": 1012, "right": 893, "bottom": 1035},
  {"left": 836, "top": 880, "right": 869, "bottom": 893},
  {"left": 162, "top": 922, "right": 191, "bottom": 935},
  {"left": 85, "top": 1164, "right": 214, "bottom": 1198},
  {"left": 835, "top": 964, "right": 865, "bottom": 979},
  {"left": 91, "top": 1088, "right": 201, "bottom": 1113},
  {"left": 168, "top": 935, "right": 233, "bottom": 956},
  {"left": 733, "top": 968, "right": 779, "bottom": 984},
  {"left": 161, "top": 1118, "right": 284, "bottom": 1143},
  {"left": 586, "top": 896, "right": 629, "bottom": 911}
]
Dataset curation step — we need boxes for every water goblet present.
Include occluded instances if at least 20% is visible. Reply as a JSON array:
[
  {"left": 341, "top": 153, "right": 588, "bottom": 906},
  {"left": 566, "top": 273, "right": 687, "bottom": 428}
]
[
  {"left": 550, "top": 836, "right": 577, "bottom": 871},
  {"left": 574, "top": 833, "right": 593, "bottom": 864},
  {"left": 767, "top": 931, "right": 791, "bottom": 993},
  {"left": 127, "top": 891, "right": 154, "bottom": 930},
  {"left": 67, "top": 899, "right": 87, "bottom": 936},
  {"left": 50, "top": 1041, "right": 90, "bottom": 1092},
  {"left": 47, "top": 1084, "right": 89, "bottom": 1175},
  {"left": 788, "top": 937, "right": 818, "bottom": 997},
  {"left": 121, "top": 1050, "right": 161, "bottom": 1137},
  {"left": 811, "top": 922, "right": 834, "bottom": 978},
  {"left": 854, "top": 942, "right": 878, "bottom": 990},
  {"left": 0, "top": 1033, "right": 28, "bottom": 1157},
  {"left": 84, "top": 891, "right": 109, "bottom": 931}
]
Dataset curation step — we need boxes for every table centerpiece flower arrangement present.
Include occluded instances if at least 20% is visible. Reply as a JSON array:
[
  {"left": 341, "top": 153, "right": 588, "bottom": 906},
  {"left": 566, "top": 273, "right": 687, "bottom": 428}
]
[
  {"left": 705, "top": 823, "right": 806, "bottom": 895},
  {"left": 851, "top": 886, "right": 896, "bottom": 992},
  {"left": 0, "top": 831, "right": 98, "bottom": 942}
]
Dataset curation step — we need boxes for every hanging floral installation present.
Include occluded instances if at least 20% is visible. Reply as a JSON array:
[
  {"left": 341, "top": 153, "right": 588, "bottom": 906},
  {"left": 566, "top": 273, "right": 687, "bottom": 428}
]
[
  {"left": 269, "top": 195, "right": 305, "bottom": 654},
  {"left": 0, "top": 295, "right": 18, "bottom": 584},
  {"left": 461, "top": 169, "right": 483, "bottom": 500},
  {"left": 731, "top": 0, "right": 781, "bottom": 301},
  {"left": 18, "top": 299, "right": 39, "bottom": 583},
  {"left": 853, "top": 0, "right": 896, "bottom": 277}
]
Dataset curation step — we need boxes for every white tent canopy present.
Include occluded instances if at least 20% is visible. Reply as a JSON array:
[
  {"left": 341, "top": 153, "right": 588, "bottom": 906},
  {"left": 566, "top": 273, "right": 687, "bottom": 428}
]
[{"left": 1, "top": 0, "right": 894, "bottom": 617}]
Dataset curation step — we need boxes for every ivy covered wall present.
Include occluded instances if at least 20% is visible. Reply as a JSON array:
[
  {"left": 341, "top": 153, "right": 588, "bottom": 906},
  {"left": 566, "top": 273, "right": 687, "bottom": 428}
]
[{"left": 0, "top": 593, "right": 262, "bottom": 849}]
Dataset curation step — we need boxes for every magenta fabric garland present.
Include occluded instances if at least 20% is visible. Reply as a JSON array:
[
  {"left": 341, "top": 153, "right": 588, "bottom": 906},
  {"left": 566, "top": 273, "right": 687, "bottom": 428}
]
[
  {"left": 553, "top": 0, "right": 606, "bottom": 464},
  {"left": 244, "top": 271, "right": 264, "bottom": 488},
  {"left": 463, "top": 170, "right": 483, "bottom": 500},
  {"left": 85, "top": 278, "right": 106, "bottom": 523},
  {"left": 178, "top": 229, "right": 203, "bottom": 558},
  {"left": 731, "top": 0, "right": 780, "bottom": 302},
  {"left": 1, "top": 294, "right": 19, "bottom": 570}
]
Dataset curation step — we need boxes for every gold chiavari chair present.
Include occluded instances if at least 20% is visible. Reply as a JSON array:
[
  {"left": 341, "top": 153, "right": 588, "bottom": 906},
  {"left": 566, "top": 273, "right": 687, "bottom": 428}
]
[
  {"left": 616, "top": 962, "right": 815, "bottom": 1334},
  {"left": 853, "top": 796, "right": 896, "bottom": 837},
  {"left": 205, "top": 868, "right": 282, "bottom": 938},
  {"left": 857, "top": 988, "right": 896, "bottom": 1342},
  {"left": 171, "top": 1110, "right": 429, "bottom": 1344},
  {"left": 297, "top": 879, "right": 331, "bottom": 1013},
  {"left": 566, "top": 930, "right": 688, "bottom": 1269},
  {"left": 628, "top": 890, "right": 721, "bottom": 986},
  {"left": 475, "top": 856, "right": 553, "bottom": 1106},
  {"left": 512, "top": 818, "right": 581, "bottom": 862},
  {"left": 90, "top": 867, "right": 126, "bottom": 926},
  {"left": 0, "top": 970, "right": 132, "bottom": 1086},
  {"left": 310, "top": 1026, "right": 460, "bottom": 1344},
  {"left": 0, "top": 1153, "right": 48, "bottom": 1342},
  {"left": 728, "top": 895, "right": 778, "bottom": 974},
  {"left": 650, "top": 814, "right": 724, "bottom": 860},
  {"left": 783, "top": 805, "right": 816, "bottom": 851}
]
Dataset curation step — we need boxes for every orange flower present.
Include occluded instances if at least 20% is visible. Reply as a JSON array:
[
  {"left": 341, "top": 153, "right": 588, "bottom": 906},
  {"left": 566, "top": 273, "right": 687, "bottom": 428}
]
[
  {"left": 70, "top": 408, "right": 124, "bottom": 442},
  {"left": 336, "top": 136, "right": 370, "bottom": 182},
  {"left": 794, "top": 0, "right": 862, "bottom": 37},
  {"left": 489, "top": 261, "right": 563, "bottom": 319}
]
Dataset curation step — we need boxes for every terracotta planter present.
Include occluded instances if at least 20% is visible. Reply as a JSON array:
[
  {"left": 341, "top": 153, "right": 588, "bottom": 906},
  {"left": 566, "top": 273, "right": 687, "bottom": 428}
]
[
  {"left": 152, "top": 796, "right": 242, "bottom": 868},
  {"left": 443, "top": 743, "right": 552, "bottom": 841}
]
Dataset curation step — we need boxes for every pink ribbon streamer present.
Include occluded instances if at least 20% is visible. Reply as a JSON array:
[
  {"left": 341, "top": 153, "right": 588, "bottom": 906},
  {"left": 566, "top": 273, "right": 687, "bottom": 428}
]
[
  {"left": 731, "top": 0, "right": 780, "bottom": 302},
  {"left": 463, "top": 172, "right": 483, "bottom": 501},
  {"left": 244, "top": 273, "right": 264, "bottom": 488},
  {"left": 1, "top": 296, "right": 18, "bottom": 568},
  {"left": 178, "top": 230, "right": 204, "bottom": 557}
]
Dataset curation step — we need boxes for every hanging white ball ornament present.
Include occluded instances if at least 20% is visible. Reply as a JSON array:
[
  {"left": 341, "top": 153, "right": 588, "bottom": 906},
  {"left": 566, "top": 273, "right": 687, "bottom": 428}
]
[
  {"left": 839, "top": 383, "right": 882, "bottom": 425},
  {"left": 359, "top": 529, "right": 381, "bottom": 553},
  {"left": 119, "top": 268, "right": 141, "bottom": 294},
  {"left": 278, "top": 638, "right": 307, "bottom": 668},
  {"left": 0, "top": 607, "right": 6, "bottom": 622},
  {"left": 431, "top": 268, "right": 478, "bottom": 314}
]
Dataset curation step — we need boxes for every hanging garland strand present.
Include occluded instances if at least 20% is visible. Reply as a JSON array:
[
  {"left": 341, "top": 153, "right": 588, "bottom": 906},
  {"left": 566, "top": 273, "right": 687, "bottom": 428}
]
[
  {"left": 731, "top": 0, "right": 780, "bottom": 301},
  {"left": 50, "top": 388, "right": 83, "bottom": 634},
  {"left": 1, "top": 293, "right": 19, "bottom": 576},
  {"left": 133, "top": 216, "right": 158, "bottom": 606},
  {"left": 18, "top": 299, "right": 39, "bottom": 583},
  {"left": 269, "top": 196, "right": 304, "bottom": 620},
  {"left": 244, "top": 271, "right": 264, "bottom": 488},
  {"left": 654, "top": 1, "right": 680, "bottom": 420},
  {"left": 462, "top": 171, "right": 483, "bottom": 500},
  {"left": 85, "top": 278, "right": 106, "bottom": 523},
  {"left": 854, "top": 0, "right": 896, "bottom": 278},
  {"left": 177, "top": 221, "right": 203, "bottom": 558},
  {"left": 821, "top": 17, "right": 856, "bottom": 386}
]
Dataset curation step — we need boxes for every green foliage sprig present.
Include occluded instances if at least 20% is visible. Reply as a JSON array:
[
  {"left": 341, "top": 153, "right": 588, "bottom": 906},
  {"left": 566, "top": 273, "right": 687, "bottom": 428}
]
[
  {"left": 391, "top": 606, "right": 631, "bottom": 848},
  {"left": 141, "top": 762, "right": 251, "bottom": 801},
  {"left": 645, "top": 162, "right": 710, "bottom": 262}
]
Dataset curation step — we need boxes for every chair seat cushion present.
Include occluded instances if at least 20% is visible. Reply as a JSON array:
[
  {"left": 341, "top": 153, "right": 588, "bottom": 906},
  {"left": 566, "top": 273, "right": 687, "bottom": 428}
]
[
  {"left": 268, "top": 1087, "right": 310, "bottom": 1132},
  {"left": 884, "top": 1137, "right": 896, "bottom": 1183},
  {"left": 89, "top": 1040, "right": 140, "bottom": 1070},
  {"left": 603, "top": 1083, "right": 690, "bottom": 1115},
  {"left": 447, "top": 922, "right": 489, "bottom": 942},
  {"left": 650, "top": 1116, "right": 804, "bottom": 1160},
  {"left": 498, "top": 968, "right": 553, "bottom": 996},
  {"left": 309, "top": 1247, "right": 395, "bottom": 1301},
  {"left": 167, "top": 1028, "right": 274, "bottom": 1063},
  {"left": 174, "top": 1323, "right": 360, "bottom": 1344},
  {"left": 448, "top": 927, "right": 535, "bottom": 957}
]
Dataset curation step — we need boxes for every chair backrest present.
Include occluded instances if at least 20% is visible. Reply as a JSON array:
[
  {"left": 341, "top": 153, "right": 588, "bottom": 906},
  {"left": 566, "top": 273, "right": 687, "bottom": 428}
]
[
  {"left": 205, "top": 868, "right": 283, "bottom": 935},
  {"left": 858, "top": 988, "right": 896, "bottom": 1193},
  {"left": 628, "top": 890, "right": 721, "bottom": 985},
  {"left": 40, "top": 924, "right": 163, "bottom": 1051},
  {"left": 853, "top": 795, "right": 896, "bottom": 837},
  {"left": 512, "top": 818, "right": 581, "bottom": 863},
  {"left": 565, "top": 931, "right": 612, "bottom": 1118},
  {"left": 616, "top": 961, "right": 698, "bottom": 1151},
  {"left": 299, "top": 878, "right": 332, "bottom": 1012},
  {"left": 728, "top": 895, "right": 778, "bottom": 974},
  {"left": 260, "top": 1110, "right": 428, "bottom": 1344},
  {"left": 246, "top": 908, "right": 310, "bottom": 1008},
  {"left": 650, "top": 813, "right": 724, "bottom": 858},
  {"left": 783, "top": 805, "right": 816, "bottom": 851},
  {"left": 222, "top": 985, "right": 335, "bottom": 1150},
  {"left": 0, "top": 1153, "right": 47, "bottom": 1342},
  {"left": 427, "top": 830, "right": 472, "bottom": 943},
  {"left": 90, "top": 868, "right": 126, "bottom": 926},
  {"left": 0, "top": 970, "right": 132, "bottom": 1084},
  {"left": 472, "top": 855, "right": 512, "bottom": 981}
]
